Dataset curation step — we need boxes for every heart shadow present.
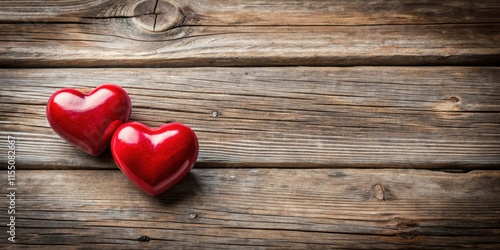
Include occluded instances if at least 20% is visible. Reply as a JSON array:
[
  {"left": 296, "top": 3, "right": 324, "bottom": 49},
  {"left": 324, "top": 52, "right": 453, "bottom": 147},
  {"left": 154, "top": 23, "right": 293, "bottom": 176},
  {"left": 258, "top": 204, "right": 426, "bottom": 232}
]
[{"left": 153, "top": 172, "right": 202, "bottom": 208}]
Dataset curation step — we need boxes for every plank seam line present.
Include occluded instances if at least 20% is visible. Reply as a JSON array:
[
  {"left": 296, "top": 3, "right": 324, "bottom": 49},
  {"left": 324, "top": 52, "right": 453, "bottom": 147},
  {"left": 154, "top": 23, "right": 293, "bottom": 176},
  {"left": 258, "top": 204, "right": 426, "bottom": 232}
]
[
  {"left": 14, "top": 168, "right": 500, "bottom": 173},
  {"left": 218, "top": 226, "right": 404, "bottom": 237}
]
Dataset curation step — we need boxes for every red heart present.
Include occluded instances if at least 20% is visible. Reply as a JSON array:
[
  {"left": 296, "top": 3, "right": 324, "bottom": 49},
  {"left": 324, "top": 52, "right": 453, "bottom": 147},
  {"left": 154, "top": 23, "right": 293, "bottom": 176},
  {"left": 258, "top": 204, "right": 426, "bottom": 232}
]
[
  {"left": 111, "top": 122, "right": 199, "bottom": 196},
  {"left": 46, "top": 84, "right": 132, "bottom": 156}
]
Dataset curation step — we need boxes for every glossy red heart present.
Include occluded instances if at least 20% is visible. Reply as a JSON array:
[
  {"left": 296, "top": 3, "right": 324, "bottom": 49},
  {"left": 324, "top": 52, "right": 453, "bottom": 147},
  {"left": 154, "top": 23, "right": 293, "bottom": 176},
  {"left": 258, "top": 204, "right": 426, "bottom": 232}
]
[
  {"left": 46, "top": 84, "right": 132, "bottom": 156},
  {"left": 111, "top": 122, "right": 199, "bottom": 196}
]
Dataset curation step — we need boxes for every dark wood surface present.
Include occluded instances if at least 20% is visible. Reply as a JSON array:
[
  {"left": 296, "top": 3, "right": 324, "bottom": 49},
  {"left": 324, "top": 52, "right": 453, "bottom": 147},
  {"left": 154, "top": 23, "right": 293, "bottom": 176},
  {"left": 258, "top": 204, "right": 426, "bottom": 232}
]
[{"left": 0, "top": 0, "right": 499, "bottom": 248}]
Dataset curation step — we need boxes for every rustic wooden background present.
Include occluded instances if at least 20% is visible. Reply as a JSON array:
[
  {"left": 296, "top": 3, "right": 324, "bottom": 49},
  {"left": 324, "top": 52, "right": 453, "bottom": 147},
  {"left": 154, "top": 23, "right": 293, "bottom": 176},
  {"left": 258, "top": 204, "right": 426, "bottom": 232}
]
[{"left": 1, "top": 0, "right": 499, "bottom": 248}]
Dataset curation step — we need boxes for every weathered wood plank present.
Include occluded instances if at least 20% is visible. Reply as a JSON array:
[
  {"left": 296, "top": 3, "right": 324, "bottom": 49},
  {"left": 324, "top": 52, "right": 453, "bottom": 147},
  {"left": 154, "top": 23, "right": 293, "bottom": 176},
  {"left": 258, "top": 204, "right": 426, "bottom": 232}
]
[
  {"left": 0, "top": 67, "right": 499, "bottom": 169},
  {"left": 2, "top": 0, "right": 499, "bottom": 25},
  {"left": 0, "top": 0, "right": 499, "bottom": 67},
  {"left": 1, "top": 169, "right": 499, "bottom": 248}
]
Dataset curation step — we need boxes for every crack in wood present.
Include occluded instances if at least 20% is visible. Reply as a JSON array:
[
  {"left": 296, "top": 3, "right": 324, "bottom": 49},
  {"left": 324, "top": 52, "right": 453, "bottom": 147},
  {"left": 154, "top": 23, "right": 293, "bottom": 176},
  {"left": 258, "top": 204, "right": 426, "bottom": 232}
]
[{"left": 152, "top": 0, "right": 159, "bottom": 31}]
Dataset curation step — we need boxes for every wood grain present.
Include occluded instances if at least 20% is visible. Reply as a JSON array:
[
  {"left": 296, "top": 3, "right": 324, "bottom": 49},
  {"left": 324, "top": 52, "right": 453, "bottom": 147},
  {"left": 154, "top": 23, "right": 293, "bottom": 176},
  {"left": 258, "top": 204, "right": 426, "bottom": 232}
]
[
  {"left": 0, "top": 0, "right": 499, "bottom": 67},
  {"left": 2, "top": 0, "right": 499, "bottom": 25},
  {"left": 1, "top": 1, "right": 498, "bottom": 249},
  {"left": 1, "top": 169, "right": 498, "bottom": 248},
  {"left": 1, "top": 67, "right": 499, "bottom": 169}
]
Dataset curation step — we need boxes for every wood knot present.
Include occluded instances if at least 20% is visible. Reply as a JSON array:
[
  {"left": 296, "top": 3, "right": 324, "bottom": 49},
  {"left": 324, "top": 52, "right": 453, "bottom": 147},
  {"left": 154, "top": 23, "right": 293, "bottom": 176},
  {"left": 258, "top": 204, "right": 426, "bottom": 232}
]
[
  {"left": 133, "top": 0, "right": 183, "bottom": 32},
  {"left": 449, "top": 96, "right": 460, "bottom": 103},
  {"left": 393, "top": 217, "right": 419, "bottom": 240},
  {"left": 393, "top": 217, "right": 419, "bottom": 230},
  {"left": 434, "top": 96, "right": 463, "bottom": 113},
  {"left": 371, "top": 184, "right": 385, "bottom": 200}
]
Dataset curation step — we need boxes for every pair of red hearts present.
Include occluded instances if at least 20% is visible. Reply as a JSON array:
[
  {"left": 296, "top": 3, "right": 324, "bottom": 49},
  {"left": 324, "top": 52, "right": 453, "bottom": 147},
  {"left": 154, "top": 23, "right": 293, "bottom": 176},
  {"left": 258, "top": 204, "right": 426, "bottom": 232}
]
[{"left": 46, "top": 84, "right": 199, "bottom": 196}]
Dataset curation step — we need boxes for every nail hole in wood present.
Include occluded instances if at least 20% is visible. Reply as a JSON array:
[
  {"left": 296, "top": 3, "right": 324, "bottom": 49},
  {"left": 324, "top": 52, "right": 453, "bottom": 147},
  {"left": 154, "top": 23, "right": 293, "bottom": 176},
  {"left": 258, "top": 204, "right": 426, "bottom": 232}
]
[
  {"left": 138, "top": 236, "right": 151, "bottom": 242},
  {"left": 211, "top": 111, "right": 220, "bottom": 118}
]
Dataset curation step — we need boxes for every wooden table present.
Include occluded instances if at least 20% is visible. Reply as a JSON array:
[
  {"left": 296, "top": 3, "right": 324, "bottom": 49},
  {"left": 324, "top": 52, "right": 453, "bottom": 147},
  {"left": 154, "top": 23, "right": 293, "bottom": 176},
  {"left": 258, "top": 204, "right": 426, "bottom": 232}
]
[{"left": 1, "top": 0, "right": 499, "bottom": 248}]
